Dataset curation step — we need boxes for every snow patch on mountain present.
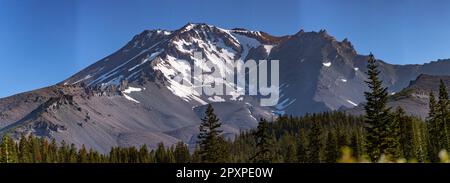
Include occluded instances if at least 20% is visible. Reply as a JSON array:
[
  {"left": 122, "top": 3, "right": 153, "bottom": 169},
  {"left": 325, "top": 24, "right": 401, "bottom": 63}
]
[
  {"left": 208, "top": 96, "right": 225, "bottom": 102},
  {"left": 123, "top": 87, "right": 144, "bottom": 94},
  {"left": 346, "top": 99, "right": 358, "bottom": 106},
  {"left": 263, "top": 45, "right": 274, "bottom": 54},
  {"left": 74, "top": 75, "right": 92, "bottom": 84},
  {"left": 123, "top": 94, "right": 140, "bottom": 103},
  {"left": 323, "top": 62, "right": 332, "bottom": 67},
  {"left": 128, "top": 50, "right": 163, "bottom": 72},
  {"left": 153, "top": 55, "right": 207, "bottom": 105},
  {"left": 230, "top": 32, "right": 261, "bottom": 60}
]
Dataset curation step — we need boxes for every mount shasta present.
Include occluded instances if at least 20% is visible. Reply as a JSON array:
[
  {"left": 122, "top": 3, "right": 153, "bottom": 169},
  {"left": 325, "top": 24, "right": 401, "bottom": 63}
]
[{"left": 1, "top": 23, "right": 449, "bottom": 152}]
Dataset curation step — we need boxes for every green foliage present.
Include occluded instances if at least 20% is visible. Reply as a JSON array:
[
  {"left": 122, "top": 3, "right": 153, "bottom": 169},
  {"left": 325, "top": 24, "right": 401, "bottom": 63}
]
[
  {"left": 325, "top": 131, "right": 338, "bottom": 163},
  {"left": 0, "top": 73, "right": 447, "bottom": 163},
  {"left": 363, "top": 54, "right": 393, "bottom": 162},
  {"left": 174, "top": 142, "right": 190, "bottom": 163},
  {"left": 252, "top": 118, "right": 274, "bottom": 163},
  {"left": 437, "top": 80, "right": 450, "bottom": 150},
  {"left": 296, "top": 129, "right": 308, "bottom": 163},
  {"left": 196, "top": 104, "right": 228, "bottom": 163},
  {"left": 427, "top": 91, "right": 440, "bottom": 162},
  {"left": 308, "top": 121, "right": 323, "bottom": 163}
]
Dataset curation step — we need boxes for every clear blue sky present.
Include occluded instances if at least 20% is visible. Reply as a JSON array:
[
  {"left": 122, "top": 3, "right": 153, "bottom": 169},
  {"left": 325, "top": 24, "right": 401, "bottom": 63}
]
[{"left": 1, "top": 0, "right": 450, "bottom": 98}]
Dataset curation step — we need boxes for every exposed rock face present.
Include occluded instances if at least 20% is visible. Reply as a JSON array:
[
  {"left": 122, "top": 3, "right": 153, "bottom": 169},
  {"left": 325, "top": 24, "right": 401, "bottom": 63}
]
[
  {"left": 1, "top": 23, "right": 450, "bottom": 152},
  {"left": 346, "top": 74, "right": 450, "bottom": 119}
]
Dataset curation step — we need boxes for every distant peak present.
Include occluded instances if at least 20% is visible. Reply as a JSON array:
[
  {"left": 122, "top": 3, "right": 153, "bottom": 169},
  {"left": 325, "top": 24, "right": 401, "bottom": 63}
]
[
  {"left": 180, "top": 22, "right": 217, "bottom": 31},
  {"left": 294, "top": 29, "right": 305, "bottom": 36}
]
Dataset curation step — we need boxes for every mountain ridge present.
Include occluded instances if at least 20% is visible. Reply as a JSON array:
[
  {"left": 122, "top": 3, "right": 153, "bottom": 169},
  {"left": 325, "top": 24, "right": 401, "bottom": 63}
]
[{"left": 1, "top": 23, "right": 450, "bottom": 152}]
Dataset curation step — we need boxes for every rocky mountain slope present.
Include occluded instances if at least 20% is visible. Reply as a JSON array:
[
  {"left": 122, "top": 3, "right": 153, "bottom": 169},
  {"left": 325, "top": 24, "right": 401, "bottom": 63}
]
[
  {"left": 347, "top": 74, "right": 450, "bottom": 119},
  {"left": 1, "top": 23, "right": 450, "bottom": 152}
]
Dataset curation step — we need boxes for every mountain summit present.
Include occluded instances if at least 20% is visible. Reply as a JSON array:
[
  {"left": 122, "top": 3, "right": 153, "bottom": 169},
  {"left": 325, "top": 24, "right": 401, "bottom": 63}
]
[{"left": 1, "top": 23, "right": 450, "bottom": 152}]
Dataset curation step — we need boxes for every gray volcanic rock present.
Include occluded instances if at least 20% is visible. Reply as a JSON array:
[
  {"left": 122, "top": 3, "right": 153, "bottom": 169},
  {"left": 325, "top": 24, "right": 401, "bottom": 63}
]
[
  {"left": 346, "top": 74, "right": 450, "bottom": 119},
  {"left": 1, "top": 23, "right": 450, "bottom": 152}
]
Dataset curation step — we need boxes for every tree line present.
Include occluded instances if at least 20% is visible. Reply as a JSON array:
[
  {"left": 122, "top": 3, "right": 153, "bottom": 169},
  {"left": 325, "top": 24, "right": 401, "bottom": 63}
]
[{"left": 0, "top": 54, "right": 450, "bottom": 163}]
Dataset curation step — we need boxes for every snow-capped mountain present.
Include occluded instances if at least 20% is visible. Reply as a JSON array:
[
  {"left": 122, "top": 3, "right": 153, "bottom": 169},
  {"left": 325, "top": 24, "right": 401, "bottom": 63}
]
[{"left": 1, "top": 23, "right": 450, "bottom": 152}]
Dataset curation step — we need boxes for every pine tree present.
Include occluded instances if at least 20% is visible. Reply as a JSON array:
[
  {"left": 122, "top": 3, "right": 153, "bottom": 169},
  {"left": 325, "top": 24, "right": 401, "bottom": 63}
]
[
  {"left": 197, "top": 104, "right": 226, "bottom": 163},
  {"left": 350, "top": 133, "right": 361, "bottom": 159},
  {"left": 363, "top": 53, "right": 392, "bottom": 162},
  {"left": 40, "top": 138, "right": 49, "bottom": 163},
  {"left": 68, "top": 144, "right": 78, "bottom": 163},
  {"left": 78, "top": 145, "right": 88, "bottom": 163},
  {"left": 138, "top": 144, "right": 149, "bottom": 163},
  {"left": 252, "top": 118, "right": 274, "bottom": 163},
  {"left": 325, "top": 131, "right": 338, "bottom": 163},
  {"left": 49, "top": 139, "right": 58, "bottom": 163},
  {"left": 58, "top": 140, "right": 68, "bottom": 163},
  {"left": 174, "top": 142, "right": 190, "bottom": 163},
  {"left": 427, "top": 91, "right": 439, "bottom": 162},
  {"left": 392, "top": 107, "right": 406, "bottom": 159},
  {"left": 0, "top": 135, "right": 12, "bottom": 163},
  {"left": 437, "top": 80, "right": 450, "bottom": 150},
  {"left": 280, "top": 133, "right": 297, "bottom": 163},
  {"left": 308, "top": 122, "right": 322, "bottom": 163},
  {"left": 296, "top": 129, "right": 308, "bottom": 163},
  {"left": 8, "top": 137, "right": 18, "bottom": 163},
  {"left": 155, "top": 142, "right": 166, "bottom": 163},
  {"left": 190, "top": 145, "right": 202, "bottom": 163},
  {"left": 165, "top": 148, "right": 176, "bottom": 163}
]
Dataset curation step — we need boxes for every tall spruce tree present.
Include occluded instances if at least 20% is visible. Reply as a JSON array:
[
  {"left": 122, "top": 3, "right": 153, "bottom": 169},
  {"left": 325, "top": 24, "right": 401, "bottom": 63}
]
[
  {"left": 308, "top": 122, "right": 322, "bottom": 163},
  {"left": 325, "top": 131, "right": 338, "bottom": 163},
  {"left": 437, "top": 80, "right": 450, "bottom": 150},
  {"left": 350, "top": 133, "right": 361, "bottom": 159},
  {"left": 0, "top": 135, "right": 11, "bottom": 163},
  {"left": 280, "top": 133, "right": 297, "bottom": 163},
  {"left": 138, "top": 144, "right": 149, "bottom": 163},
  {"left": 155, "top": 142, "right": 166, "bottom": 163},
  {"left": 393, "top": 107, "right": 409, "bottom": 159},
  {"left": 18, "top": 134, "right": 31, "bottom": 163},
  {"left": 252, "top": 118, "right": 274, "bottom": 163},
  {"left": 363, "top": 53, "right": 392, "bottom": 162},
  {"left": 78, "top": 145, "right": 88, "bottom": 163},
  {"left": 296, "top": 129, "right": 308, "bottom": 163},
  {"left": 427, "top": 91, "right": 439, "bottom": 162},
  {"left": 174, "top": 142, "right": 190, "bottom": 163},
  {"left": 197, "top": 104, "right": 226, "bottom": 163}
]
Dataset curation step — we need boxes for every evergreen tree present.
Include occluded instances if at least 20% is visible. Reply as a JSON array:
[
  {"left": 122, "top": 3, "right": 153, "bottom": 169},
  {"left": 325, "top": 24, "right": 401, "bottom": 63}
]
[
  {"left": 18, "top": 134, "right": 31, "bottom": 163},
  {"left": 363, "top": 53, "right": 392, "bottom": 162},
  {"left": 165, "top": 148, "right": 176, "bottom": 163},
  {"left": 197, "top": 104, "right": 226, "bottom": 163},
  {"left": 68, "top": 144, "right": 78, "bottom": 163},
  {"left": 174, "top": 142, "right": 190, "bottom": 163},
  {"left": 308, "top": 122, "right": 322, "bottom": 163},
  {"left": 155, "top": 142, "right": 166, "bottom": 163},
  {"left": 190, "top": 145, "right": 202, "bottom": 163},
  {"left": 350, "top": 133, "right": 361, "bottom": 159},
  {"left": 437, "top": 80, "right": 450, "bottom": 150},
  {"left": 386, "top": 107, "right": 413, "bottom": 159},
  {"left": 325, "top": 131, "right": 338, "bottom": 163},
  {"left": 78, "top": 145, "right": 88, "bottom": 163},
  {"left": 0, "top": 135, "right": 12, "bottom": 163},
  {"left": 279, "top": 133, "right": 297, "bottom": 163},
  {"left": 29, "top": 135, "right": 42, "bottom": 163},
  {"left": 58, "top": 140, "right": 69, "bottom": 163},
  {"left": 138, "top": 144, "right": 150, "bottom": 163},
  {"left": 48, "top": 139, "right": 58, "bottom": 163},
  {"left": 427, "top": 92, "right": 439, "bottom": 162},
  {"left": 296, "top": 129, "right": 308, "bottom": 163},
  {"left": 252, "top": 118, "right": 274, "bottom": 163}
]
